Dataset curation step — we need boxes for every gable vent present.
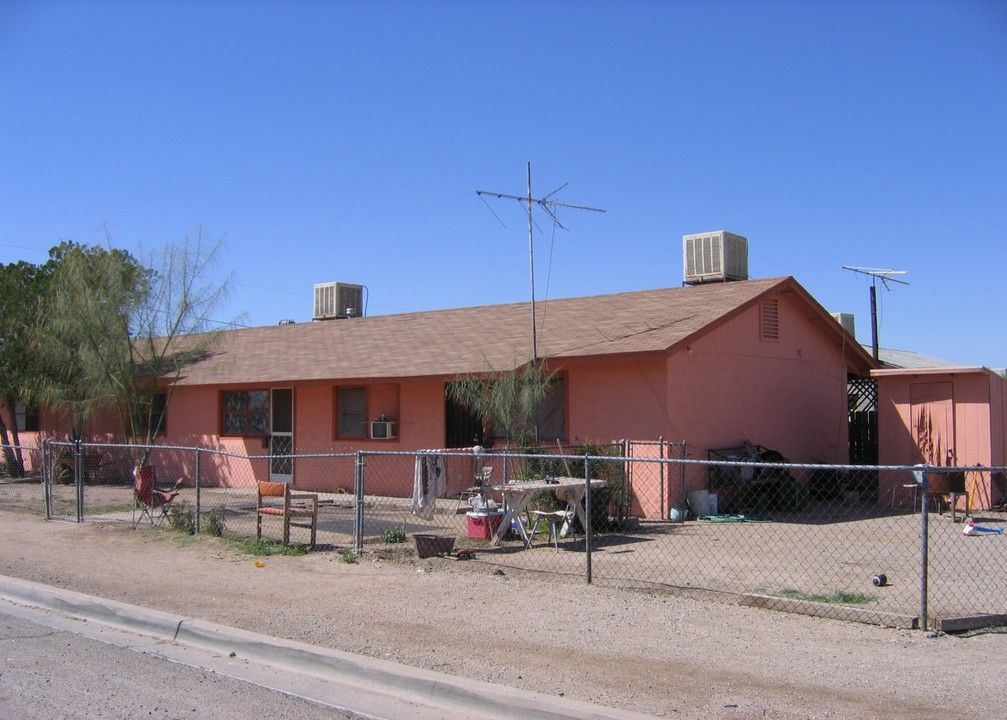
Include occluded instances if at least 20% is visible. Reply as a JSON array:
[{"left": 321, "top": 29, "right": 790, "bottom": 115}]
[
  {"left": 313, "top": 282, "right": 364, "bottom": 320},
  {"left": 760, "top": 298, "right": 779, "bottom": 341}
]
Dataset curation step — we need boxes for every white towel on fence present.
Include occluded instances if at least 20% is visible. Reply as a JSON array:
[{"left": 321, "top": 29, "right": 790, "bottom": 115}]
[{"left": 411, "top": 452, "right": 446, "bottom": 520}]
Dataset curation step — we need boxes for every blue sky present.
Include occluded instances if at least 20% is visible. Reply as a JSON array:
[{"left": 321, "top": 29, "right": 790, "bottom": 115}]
[{"left": 2, "top": 1, "right": 1005, "bottom": 367}]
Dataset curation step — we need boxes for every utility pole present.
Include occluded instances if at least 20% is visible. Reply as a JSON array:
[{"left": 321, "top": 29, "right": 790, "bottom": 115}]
[
  {"left": 842, "top": 266, "right": 909, "bottom": 362},
  {"left": 477, "top": 162, "right": 605, "bottom": 365}
]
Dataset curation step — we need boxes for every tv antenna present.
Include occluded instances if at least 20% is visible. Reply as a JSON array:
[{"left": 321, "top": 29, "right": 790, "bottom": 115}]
[
  {"left": 842, "top": 266, "right": 908, "bottom": 362},
  {"left": 477, "top": 162, "right": 605, "bottom": 366}
]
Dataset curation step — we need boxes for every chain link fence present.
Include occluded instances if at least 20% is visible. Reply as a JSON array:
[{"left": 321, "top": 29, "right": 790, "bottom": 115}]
[{"left": 3, "top": 440, "right": 1005, "bottom": 632}]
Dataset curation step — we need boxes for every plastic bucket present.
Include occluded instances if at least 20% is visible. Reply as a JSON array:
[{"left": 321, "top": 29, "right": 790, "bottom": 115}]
[{"left": 688, "top": 490, "right": 710, "bottom": 517}]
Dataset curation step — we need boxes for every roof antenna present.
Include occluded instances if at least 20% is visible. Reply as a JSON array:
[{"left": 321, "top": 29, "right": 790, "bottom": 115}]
[
  {"left": 477, "top": 162, "right": 605, "bottom": 366},
  {"left": 842, "top": 266, "right": 909, "bottom": 362}
]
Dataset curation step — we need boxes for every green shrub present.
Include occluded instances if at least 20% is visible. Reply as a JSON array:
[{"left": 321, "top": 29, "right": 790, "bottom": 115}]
[
  {"left": 337, "top": 548, "right": 358, "bottom": 563},
  {"left": 233, "top": 538, "right": 310, "bottom": 556},
  {"left": 201, "top": 506, "right": 226, "bottom": 537},
  {"left": 778, "top": 588, "right": 877, "bottom": 605},
  {"left": 169, "top": 500, "right": 196, "bottom": 535},
  {"left": 380, "top": 527, "right": 407, "bottom": 544}
]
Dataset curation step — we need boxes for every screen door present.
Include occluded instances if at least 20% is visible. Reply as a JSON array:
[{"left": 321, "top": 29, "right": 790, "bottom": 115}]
[{"left": 270, "top": 388, "right": 294, "bottom": 483}]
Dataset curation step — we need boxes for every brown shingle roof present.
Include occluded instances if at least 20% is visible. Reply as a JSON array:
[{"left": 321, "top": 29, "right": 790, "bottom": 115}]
[{"left": 175, "top": 276, "right": 803, "bottom": 386}]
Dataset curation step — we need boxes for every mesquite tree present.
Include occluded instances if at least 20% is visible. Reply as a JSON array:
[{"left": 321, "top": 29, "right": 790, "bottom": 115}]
[
  {"left": 35, "top": 229, "right": 235, "bottom": 466},
  {"left": 0, "top": 260, "right": 52, "bottom": 476}
]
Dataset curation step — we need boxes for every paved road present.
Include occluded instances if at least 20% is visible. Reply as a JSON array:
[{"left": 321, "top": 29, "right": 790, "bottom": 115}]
[{"left": 0, "top": 602, "right": 363, "bottom": 719}]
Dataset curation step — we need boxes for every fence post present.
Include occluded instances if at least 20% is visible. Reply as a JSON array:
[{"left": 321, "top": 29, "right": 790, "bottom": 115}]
[
  {"left": 585, "top": 456, "right": 593, "bottom": 584},
  {"left": 920, "top": 467, "right": 930, "bottom": 631},
  {"left": 74, "top": 438, "right": 83, "bottom": 522},
  {"left": 657, "top": 437, "right": 665, "bottom": 520},
  {"left": 42, "top": 439, "right": 52, "bottom": 519},
  {"left": 354, "top": 451, "right": 365, "bottom": 554},
  {"left": 194, "top": 448, "right": 202, "bottom": 534},
  {"left": 678, "top": 442, "right": 688, "bottom": 517}
]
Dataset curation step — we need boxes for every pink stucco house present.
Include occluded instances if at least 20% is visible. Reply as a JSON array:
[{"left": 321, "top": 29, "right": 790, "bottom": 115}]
[
  {"left": 16, "top": 275, "right": 900, "bottom": 512},
  {"left": 179, "top": 278, "right": 872, "bottom": 448},
  {"left": 15, "top": 269, "right": 1007, "bottom": 519},
  {"left": 90, "top": 275, "right": 873, "bottom": 494}
]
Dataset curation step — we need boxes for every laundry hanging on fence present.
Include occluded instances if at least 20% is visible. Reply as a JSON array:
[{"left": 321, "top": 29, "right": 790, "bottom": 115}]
[{"left": 411, "top": 452, "right": 446, "bottom": 520}]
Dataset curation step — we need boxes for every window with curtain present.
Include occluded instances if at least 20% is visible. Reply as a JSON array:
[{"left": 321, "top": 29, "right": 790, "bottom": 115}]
[
  {"left": 537, "top": 377, "right": 566, "bottom": 441},
  {"left": 15, "top": 402, "right": 39, "bottom": 432},
  {"left": 136, "top": 392, "right": 168, "bottom": 436},
  {"left": 222, "top": 390, "right": 270, "bottom": 436},
  {"left": 337, "top": 386, "right": 368, "bottom": 438}
]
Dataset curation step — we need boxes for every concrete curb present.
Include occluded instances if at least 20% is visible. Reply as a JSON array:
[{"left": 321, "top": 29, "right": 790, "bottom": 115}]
[
  {"left": 0, "top": 574, "right": 656, "bottom": 720},
  {"left": 740, "top": 592, "right": 920, "bottom": 629},
  {"left": 0, "top": 574, "right": 187, "bottom": 640}
]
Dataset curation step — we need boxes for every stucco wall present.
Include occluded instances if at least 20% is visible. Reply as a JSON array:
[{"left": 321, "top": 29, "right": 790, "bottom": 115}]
[
  {"left": 988, "top": 372, "right": 1006, "bottom": 468},
  {"left": 667, "top": 297, "right": 850, "bottom": 465},
  {"left": 564, "top": 355, "right": 668, "bottom": 443},
  {"left": 157, "top": 379, "right": 451, "bottom": 488}
]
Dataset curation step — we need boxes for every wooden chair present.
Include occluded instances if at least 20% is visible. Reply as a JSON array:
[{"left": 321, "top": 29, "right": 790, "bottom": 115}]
[{"left": 256, "top": 481, "right": 319, "bottom": 547}]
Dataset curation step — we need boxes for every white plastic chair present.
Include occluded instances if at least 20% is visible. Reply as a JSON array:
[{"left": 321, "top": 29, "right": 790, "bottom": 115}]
[{"left": 528, "top": 509, "right": 573, "bottom": 549}]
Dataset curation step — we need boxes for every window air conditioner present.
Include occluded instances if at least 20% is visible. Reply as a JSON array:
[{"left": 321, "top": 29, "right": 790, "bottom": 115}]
[{"left": 369, "top": 420, "right": 397, "bottom": 440}]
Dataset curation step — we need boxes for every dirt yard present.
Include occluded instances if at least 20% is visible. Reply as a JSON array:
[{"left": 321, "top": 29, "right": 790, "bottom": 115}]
[
  {"left": 37, "top": 478, "right": 1007, "bottom": 626},
  {"left": 1, "top": 511, "right": 1005, "bottom": 719}
]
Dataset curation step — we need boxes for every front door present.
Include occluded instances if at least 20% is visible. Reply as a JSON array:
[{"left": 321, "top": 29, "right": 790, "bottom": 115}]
[
  {"left": 444, "top": 389, "right": 485, "bottom": 448},
  {"left": 270, "top": 388, "right": 294, "bottom": 483}
]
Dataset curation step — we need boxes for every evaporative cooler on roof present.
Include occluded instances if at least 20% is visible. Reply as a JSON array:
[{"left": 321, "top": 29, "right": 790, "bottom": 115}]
[
  {"left": 682, "top": 231, "right": 749, "bottom": 285},
  {"left": 313, "top": 282, "right": 364, "bottom": 320}
]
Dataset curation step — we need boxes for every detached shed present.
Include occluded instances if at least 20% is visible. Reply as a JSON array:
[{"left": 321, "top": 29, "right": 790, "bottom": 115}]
[{"left": 873, "top": 366, "right": 1007, "bottom": 510}]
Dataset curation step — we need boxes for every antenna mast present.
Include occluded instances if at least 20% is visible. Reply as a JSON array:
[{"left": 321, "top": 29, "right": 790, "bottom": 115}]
[
  {"left": 477, "top": 162, "right": 605, "bottom": 365},
  {"left": 842, "top": 266, "right": 909, "bottom": 362}
]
